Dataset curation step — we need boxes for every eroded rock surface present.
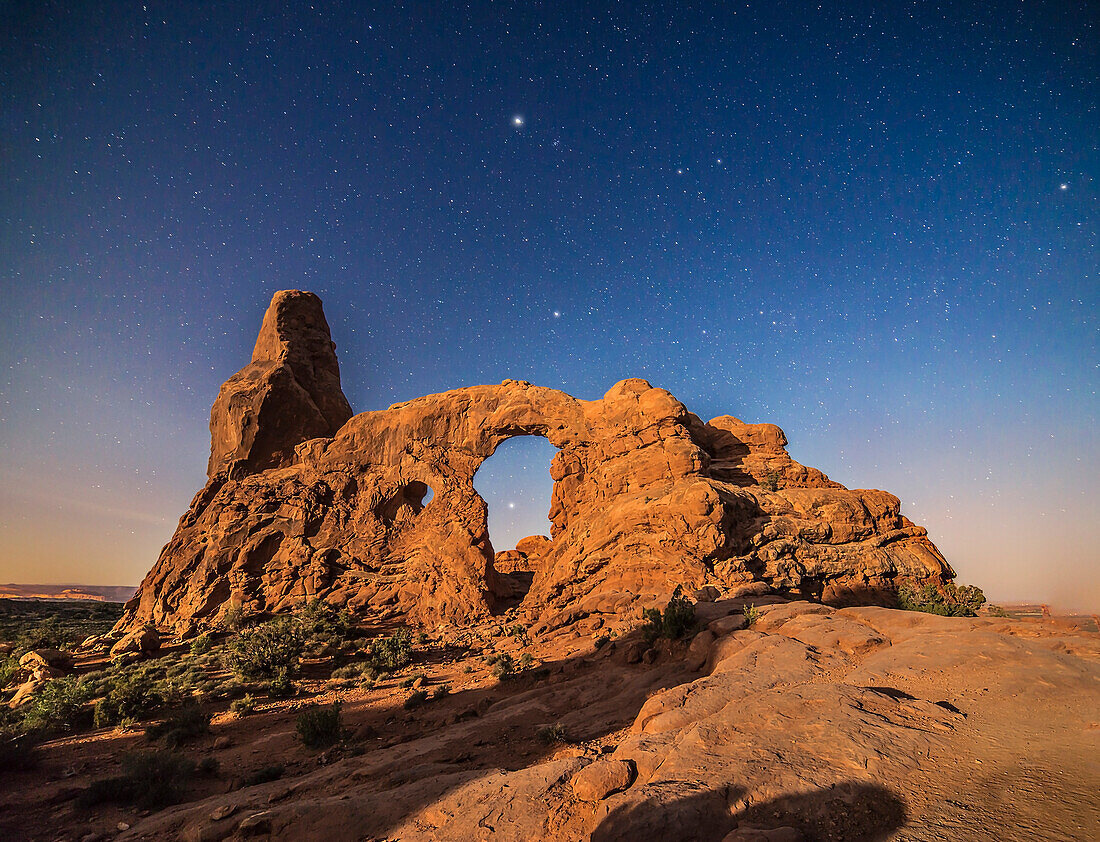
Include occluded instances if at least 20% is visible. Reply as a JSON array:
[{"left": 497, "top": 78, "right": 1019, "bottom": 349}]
[{"left": 117, "top": 291, "right": 953, "bottom": 636}]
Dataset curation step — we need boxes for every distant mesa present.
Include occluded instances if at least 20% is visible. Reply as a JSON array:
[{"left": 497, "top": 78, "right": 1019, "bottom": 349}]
[
  {"left": 0, "top": 584, "right": 136, "bottom": 603},
  {"left": 115, "top": 291, "right": 954, "bottom": 637}
]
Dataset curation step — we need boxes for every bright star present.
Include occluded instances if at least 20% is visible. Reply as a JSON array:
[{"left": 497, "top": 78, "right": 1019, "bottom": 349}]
[
  {"left": 512, "top": 115, "right": 524, "bottom": 127},
  {"left": 1059, "top": 183, "right": 1069, "bottom": 190},
  {"left": 553, "top": 311, "right": 561, "bottom": 318}
]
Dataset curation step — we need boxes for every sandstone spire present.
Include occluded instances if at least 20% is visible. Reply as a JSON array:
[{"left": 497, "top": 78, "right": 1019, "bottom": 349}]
[{"left": 207, "top": 290, "right": 353, "bottom": 477}]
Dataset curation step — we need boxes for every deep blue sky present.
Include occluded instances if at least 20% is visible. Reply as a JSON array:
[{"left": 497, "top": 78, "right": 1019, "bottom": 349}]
[{"left": 1, "top": 1, "right": 1096, "bottom": 608}]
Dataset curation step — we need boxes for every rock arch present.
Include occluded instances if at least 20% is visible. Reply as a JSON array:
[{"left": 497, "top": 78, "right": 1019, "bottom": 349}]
[{"left": 116, "top": 292, "right": 953, "bottom": 637}]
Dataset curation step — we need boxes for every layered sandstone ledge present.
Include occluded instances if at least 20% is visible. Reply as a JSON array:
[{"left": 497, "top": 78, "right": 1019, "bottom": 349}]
[{"left": 116, "top": 292, "right": 952, "bottom": 636}]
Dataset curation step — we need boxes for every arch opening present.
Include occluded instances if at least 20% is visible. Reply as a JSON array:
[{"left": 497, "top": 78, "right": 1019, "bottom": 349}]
[
  {"left": 473, "top": 434, "right": 558, "bottom": 605},
  {"left": 376, "top": 480, "right": 435, "bottom": 526}
]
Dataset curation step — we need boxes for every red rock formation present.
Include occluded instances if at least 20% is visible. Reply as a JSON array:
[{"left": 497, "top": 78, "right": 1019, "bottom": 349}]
[
  {"left": 207, "top": 289, "right": 352, "bottom": 477},
  {"left": 116, "top": 292, "right": 953, "bottom": 636}
]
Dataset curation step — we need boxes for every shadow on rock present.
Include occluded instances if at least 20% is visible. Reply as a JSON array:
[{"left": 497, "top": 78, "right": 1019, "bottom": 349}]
[{"left": 591, "top": 780, "right": 906, "bottom": 842}]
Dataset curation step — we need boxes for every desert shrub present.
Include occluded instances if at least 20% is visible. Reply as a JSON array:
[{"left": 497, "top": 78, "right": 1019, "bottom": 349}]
[
  {"left": 536, "top": 723, "right": 569, "bottom": 745},
  {"left": 331, "top": 662, "right": 376, "bottom": 681},
  {"left": 93, "top": 670, "right": 181, "bottom": 728},
  {"left": 762, "top": 470, "right": 780, "bottom": 492},
  {"left": 244, "top": 764, "right": 283, "bottom": 786},
  {"left": 219, "top": 601, "right": 248, "bottom": 633},
  {"left": 0, "top": 727, "right": 40, "bottom": 772},
  {"left": 145, "top": 704, "right": 210, "bottom": 748},
  {"left": 742, "top": 603, "right": 760, "bottom": 626},
  {"left": 0, "top": 654, "right": 18, "bottom": 688},
  {"left": 432, "top": 683, "right": 451, "bottom": 699},
  {"left": 897, "top": 582, "right": 986, "bottom": 617},
  {"left": 224, "top": 616, "right": 306, "bottom": 690},
  {"left": 15, "top": 616, "right": 68, "bottom": 652},
  {"left": 367, "top": 628, "right": 412, "bottom": 673},
  {"left": 518, "top": 652, "right": 534, "bottom": 670},
  {"left": 189, "top": 634, "right": 213, "bottom": 656},
  {"left": 230, "top": 694, "right": 257, "bottom": 716},
  {"left": 404, "top": 689, "right": 428, "bottom": 709},
  {"left": 507, "top": 624, "right": 530, "bottom": 646},
  {"left": 22, "top": 675, "right": 92, "bottom": 732},
  {"left": 299, "top": 599, "right": 354, "bottom": 646},
  {"left": 641, "top": 587, "right": 695, "bottom": 643},
  {"left": 196, "top": 756, "right": 219, "bottom": 776},
  {"left": 987, "top": 604, "right": 1009, "bottom": 618},
  {"left": 488, "top": 652, "right": 516, "bottom": 680},
  {"left": 80, "top": 750, "right": 195, "bottom": 810},
  {"left": 296, "top": 702, "right": 343, "bottom": 748}
]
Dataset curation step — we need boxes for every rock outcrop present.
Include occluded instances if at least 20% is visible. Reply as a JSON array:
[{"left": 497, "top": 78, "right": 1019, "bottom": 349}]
[
  {"left": 207, "top": 290, "right": 353, "bottom": 477},
  {"left": 116, "top": 291, "right": 953, "bottom": 636}
]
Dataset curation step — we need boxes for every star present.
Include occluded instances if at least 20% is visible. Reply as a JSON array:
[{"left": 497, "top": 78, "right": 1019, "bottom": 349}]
[
  {"left": 512, "top": 115, "right": 524, "bottom": 127},
  {"left": 1059, "top": 183, "right": 1069, "bottom": 190},
  {"left": 553, "top": 311, "right": 561, "bottom": 318}
]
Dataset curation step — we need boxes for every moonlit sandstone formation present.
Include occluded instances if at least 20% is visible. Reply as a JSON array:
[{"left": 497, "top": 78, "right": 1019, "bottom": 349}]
[{"left": 116, "top": 291, "right": 952, "bottom": 636}]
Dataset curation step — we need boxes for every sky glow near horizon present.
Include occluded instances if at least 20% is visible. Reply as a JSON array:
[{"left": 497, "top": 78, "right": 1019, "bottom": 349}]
[{"left": 0, "top": 2, "right": 1096, "bottom": 610}]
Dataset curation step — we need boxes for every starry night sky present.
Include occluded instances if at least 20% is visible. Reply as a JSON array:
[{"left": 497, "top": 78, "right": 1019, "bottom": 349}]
[{"left": 1, "top": 1, "right": 1096, "bottom": 609}]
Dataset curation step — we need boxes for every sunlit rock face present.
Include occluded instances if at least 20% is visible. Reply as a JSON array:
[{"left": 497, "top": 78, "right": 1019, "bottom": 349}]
[
  {"left": 117, "top": 292, "right": 953, "bottom": 636},
  {"left": 207, "top": 289, "right": 353, "bottom": 478}
]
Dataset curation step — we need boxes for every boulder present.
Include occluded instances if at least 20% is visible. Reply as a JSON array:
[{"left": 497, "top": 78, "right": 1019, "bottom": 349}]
[
  {"left": 571, "top": 759, "right": 635, "bottom": 801},
  {"left": 18, "top": 648, "right": 73, "bottom": 671},
  {"left": 110, "top": 625, "right": 160, "bottom": 658}
]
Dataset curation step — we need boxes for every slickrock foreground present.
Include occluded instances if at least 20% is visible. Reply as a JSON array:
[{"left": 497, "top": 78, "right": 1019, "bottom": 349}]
[
  {"left": 117, "top": 291, "right": 952, "bottom": 638},
  {"left": 96, "top": 600, "right": 1095, "bottom": 841}
]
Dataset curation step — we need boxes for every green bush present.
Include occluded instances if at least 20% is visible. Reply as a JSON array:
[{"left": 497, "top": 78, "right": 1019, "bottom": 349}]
[
  {"left": 299, "top": 599, "right": 354, "bottom": 644},
  {"left": 488, "top": 652, "right": 516, "bottom": 680},
  {"left": 507, "top": 624, "right": 530, "bottom": 646},
  {"left": 22, "top": 675, "right": 92, "bottom": 732},
  {"left": 296, "top": 702, "right": 343, "bottom": 748},
  {"left": 367, "top": 628, "right": 412, "bottom": 673},
  {"left": 536, "top": 723, "right": 569, "bottom": 745},
  {"left": 219, "top": 601, "right": 248, "bottom": 633},
  {"left": 224, "top": 616, "right": 306, "bottom": 688},
  {"left": 742, "top": 603, "right": 760, "bottom": 626},
  {"left": 188, "top": 634, "right": 213, "bottom": 656},
  {"left": 145, "top": 704, "right": 210, "bottom": 748},
  {"left": 93, "top": 670, "right": 182, "bottom": 728},
  {"left": 897, "top": 581, "right": 986, "bottom": 617},
  {"left": 0, "top": 654, "right": 20, "bottom": 688},
  {"left": 641, "top": 587, "right": 695, "bottom": 643},
  {"left": 230, "top": 694, "right": 257, "bottom": 716},
  {"left": 762, "top": 469, "right": 780, "bottom": 492},
  {"left": 403, "top": 689, "right": 428, "bottom": 709},
  {"left": 80, "top": 750, "right": 195, "bottom": 810}
]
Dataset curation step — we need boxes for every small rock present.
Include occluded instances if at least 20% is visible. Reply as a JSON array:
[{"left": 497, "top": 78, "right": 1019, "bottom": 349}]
[
  {"left": 694, "top": 586, "right": 721, "bottom": 602},
  {"left": 7, "top": 678, "right": 44, "bottom": 709},
  {"left": 210, "top": 804, "right": 237, "bottom": 821},
  {"left": 641, "top": 648, "right": 658, "bottom": 664},
  {"left": 571, "top": 759, "right": 635, "bottom": 801},
  {"left": 623, "top": 641, "right": 647, "bottom": 664},
  {"left": 116, "top": 822, "right": 131, "bottom": 831},
  {"left": 707, "top": 614, "right": 749, "bottom": 636},
  {"left": 213, "top": 736, "right": 232, "bottom": 750},
  {"left": 411, "top": 676, "right": 425, "bottom": 690}
]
